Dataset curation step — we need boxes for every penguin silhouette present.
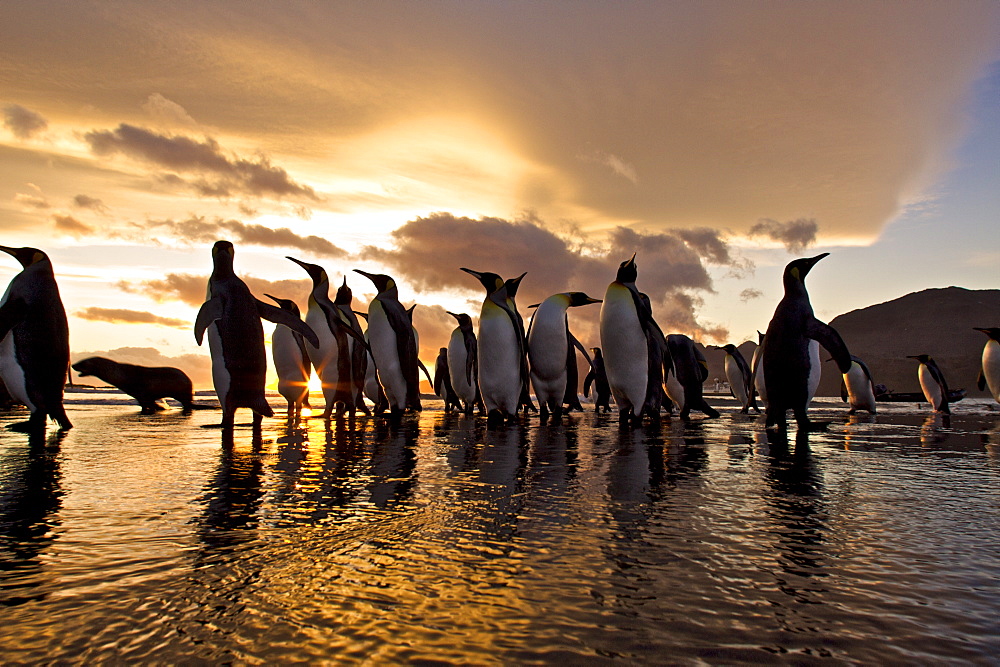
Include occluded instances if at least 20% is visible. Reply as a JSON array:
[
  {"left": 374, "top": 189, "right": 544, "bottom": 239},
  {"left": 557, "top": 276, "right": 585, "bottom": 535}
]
[
  {"left": 0, "top": 246, "right": 72, "bottom": 434},
  {"left": 263, "top": 294, "right": 312, "bottom": 424},
  {"left": 974, "top": 328, "right": 1000, "bottom": 404},
  {"left": 583, "top": 347, "right": 612, "bottom": 413},
  {"left": 907, "top": 354, "right": 951, "bottom": 414},
  {"left": 838, "top": 354, "right": 877, "bottom": 415},
  {"left": 446, "top": 311, "right": 483, "bottom": 415},
  {"left": 433, "top": 347, "right": 462, "bottom": 411}
]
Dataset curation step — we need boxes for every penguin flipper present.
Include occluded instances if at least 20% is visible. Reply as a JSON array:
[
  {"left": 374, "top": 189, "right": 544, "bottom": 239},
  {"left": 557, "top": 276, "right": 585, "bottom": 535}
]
[
  {"left": 841, "top": 380, "right": 849, "bottom": 403},
  {"left": 256, "top": 299, "right": 320, "bottom": 348},
  {"left": 418, "top": 358, "right": 434, "bottom": 386},
  {"left": 978, "top": 369, "right": 986, "bottom": 392},
  {"left": 806, "top": 319, "right": 852, "bottom": 374},
  {"left": 0, "top": 297, "right": 27, "bottom": 341},
  {"left": 569, "top": 331, "right": 594, "bottom": 370},
  {"left": 194, "top": 297, "right": 224, "bottom": 345}
]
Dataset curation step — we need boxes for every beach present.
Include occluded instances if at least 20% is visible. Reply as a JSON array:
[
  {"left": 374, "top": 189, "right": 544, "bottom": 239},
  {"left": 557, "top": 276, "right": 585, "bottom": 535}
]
[{"left": 1, "top": 392, "right": 998, "bottom": 663}]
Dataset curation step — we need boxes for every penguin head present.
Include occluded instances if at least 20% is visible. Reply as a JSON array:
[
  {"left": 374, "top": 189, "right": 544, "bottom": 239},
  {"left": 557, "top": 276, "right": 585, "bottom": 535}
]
[
  {"left": 354, "top": 269, "right": 396, "bottom": 294},
  {"left": 590, "top": 347, "right": 603, "bottom": 358},
  {"left": 783, "top": 253, "right": 829, "bottom": 287},
  {"left": 504, "top": 272, "right": 527, "bottom": 299},
  {"left": 439, "top": 347, "right": 448, "bottom": 356},
  {"left": 974, "top": 327, "right": 1000, "bottom": 342},
  {"left": 615, "top": 253, "right": 638, "bottom": 284},
  {"left": 564, "top": 292, "right": 602, "bottom": 308},
  {"left": 0, "top": 246, "right": 48, "bottom": 268},
  {"left": 460, "top": 268, "right": 505, "bottom": 295},
  {"left": 722, "top": 343, "right": 738, "bottom": 354},
  {"left": 446, "top": 311, "right": 473, "bottom": 327},
  {"left": 907, "top": 354, "right": 932, "bottom": 364},
  {"left": 264, "top": 293, "right": 300, "bottom": 316},
  {"left": 287, "top": 256, "right": 328, "bottom": 288},
  {"left": 757, "top": 330, "right": 765, "bottom": 344},
  {"left": 210, "top": 241, "right": 236, "bottom": 275},
  {"left": 334, "top": 277, "right": 353, "bottom": 305}
]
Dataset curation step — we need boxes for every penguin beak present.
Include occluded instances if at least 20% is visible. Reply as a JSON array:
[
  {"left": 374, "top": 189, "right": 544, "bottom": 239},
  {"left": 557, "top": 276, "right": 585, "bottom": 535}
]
[
  {"left": 459, "top": 267, "right": 482, "bottom": 279},
  {"left": 0, "top": 246, "right": 14, "bottom": 257},
  {"left": 353, "top": 269, "right": 375, "bottom": 282},
  {"left": 625, "top": 253, "right": 637, "bottom": 267},
  {"left": 286, "top": 256, "right": 318, "bottom": 278},
  {"left": 264, "top": 293, "right": 282, "bottom": 306}
]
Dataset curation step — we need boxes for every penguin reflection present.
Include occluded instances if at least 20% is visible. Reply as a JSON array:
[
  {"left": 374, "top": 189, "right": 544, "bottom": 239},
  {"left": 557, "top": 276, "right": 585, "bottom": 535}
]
[
  {"left": 0, "top": 431, "right": 65, "bottom": 603},
  {"left": 367, "top": 419, "right": 419, "bottom": 509}
]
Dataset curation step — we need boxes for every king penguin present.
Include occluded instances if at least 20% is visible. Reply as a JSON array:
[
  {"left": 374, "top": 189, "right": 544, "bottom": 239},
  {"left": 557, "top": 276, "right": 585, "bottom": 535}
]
[
  {"left": 838, "top": 354, "right": 877, "bottom": 415},
  {"left": 446, "top": 311, "right": 482, "bottom": 414},
  {"left": 433, "top": 347, "right": 462, "bottom": 411},
  {"left": 761, "top": 253, "right": 852, "bottom": 432},
  {"left": 750, "top": 331, "right": 767, "bottom": 409},
  {"left": 263, "top": 294, "right": 312, "bottom": 423},
  {"left": 583, "top": 347, "right": 612, "bottom": 413},
  {"left": 718, "top": 343, "right": 759, "bottom": 414},
  {"left": 526, "top": 291, "right": 601, "bottom": 419},
  {"left": 354, "top": 269, "right": 421, "bottom": 417},
  {"left": 974, "top": 328, "right": 1000, "bottom": 404},
  {"left": 333, "top": 277, "right": 370, "bottom": 416},
  {"left": 195, "top": 241, "right": 319, "bottom": 430},
  {"left": 907, "top": 354, "right": 951, "bottom": 414},
  {"left": 600, "top": 254, "right": 663, "bottom": 427},
  {"left": 288, "top": 258, "right": 368, "bottom": 419},
  {"left": 0, "top": 246, "right": 72, "bottom": 434},
  {"left": 666, "top": 334, "right": 719, "bottom": 420}
]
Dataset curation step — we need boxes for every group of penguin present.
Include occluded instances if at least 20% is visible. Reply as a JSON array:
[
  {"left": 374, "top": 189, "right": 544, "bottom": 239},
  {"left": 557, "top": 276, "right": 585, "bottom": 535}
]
[{"left": 0, "top": 242, "right": 998, "bottom": 437}]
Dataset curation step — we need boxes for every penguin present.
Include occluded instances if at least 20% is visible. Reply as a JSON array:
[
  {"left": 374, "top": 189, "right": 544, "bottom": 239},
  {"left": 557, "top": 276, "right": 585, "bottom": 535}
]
[
  {"left": 750, "top": 331, "right": 767, "bottom": 409},
  {"left": 433, "top": 347, "right": 462, "bottom": 411},
  {"left": 195, "top": 241, "right": 319, "bottom": 430},
  {"left": 838, "top": 354, "right": 877, "bottom": 415},
  {"left": 446, "top": 311, "right": 482, "bottom": 415},
  {"left": 333, "top": 277, "right": 371, "bottom": 416},
  {"left": 907, "top": 354, "right": 950, "bottom": 414},
  {"left": 583, "top": 347, "right": 612, "bottom": 413},
  {"left": 599, "top": 254, "right": 663, "bottom": 427},
  {"left": 974, "top": 328, "right": 1000, "bottom": 404},
  {"left": 665, "top": 334, "right": 720, "bottom": 420},
  {"left": 356, "top": 311, "right": 389, "bottom": 414},
  {"left": 761, "top": 253, "right": 852, "bottom": 432},
  {"left": 0, "top": 246, "right": 72, "bottom": 434},
  {"left": 288, "top": 258, "right": 368, "bottom": 419},
  {"left": 562, "top": 332, "right": 594, "bottom": 413},
  {"left": 354, "top": 269, "right": 421, "bottom": 417},
  {"left": 717, "top": 343, "right": 759, "bottom": 414},
  {"left": 461, "top": 268, "right": 534, "bottom": 415},
  {"left": 526, "top": 292, "right": 601, "bottom": 419},
  {"left": 263, "top": 294, "right": 312, "bottom": 423}
]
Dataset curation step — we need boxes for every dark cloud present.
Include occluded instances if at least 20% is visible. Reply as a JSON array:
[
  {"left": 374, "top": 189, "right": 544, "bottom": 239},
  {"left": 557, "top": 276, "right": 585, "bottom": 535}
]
[
  {"left": 83, "top": 124, "right": 318, "bottom": 200},
  {"left": 739, "top": 288, "right": 763, "bottom": 302},
  {"left": 147, "top": 216, "right": 347, "bottom": 258},
  {"left": 3, "top": 104, "right": 47, "bottom": 139},
  {"left": 75, "top": 307, "right": 188, "bottom": 328},
  {"left": 748, "top": 218, "right": 819, "bottom": 253},
  {"left": 71, "top": 347, "right": 212, "bottom": 390},
  {"left": 117, "top": 272, "right": 310, "bottom": 309},
  {"left": 73, "top": 194, "right": 109, "bottom": 213},
  {"left": 361, "top": 212, "right": 734, "bottom": 343},
  {"left": 53, "top": 213, "right": 94, "bottom": 237},
  {"left": 409, "top": 303, "right": 459, "bottom": 368}
]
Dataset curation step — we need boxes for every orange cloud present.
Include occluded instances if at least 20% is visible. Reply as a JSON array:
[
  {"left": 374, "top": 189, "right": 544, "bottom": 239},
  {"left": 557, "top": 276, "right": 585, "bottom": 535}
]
[{"left": 75, "top": 307, "right": 188, "bottom": 328}]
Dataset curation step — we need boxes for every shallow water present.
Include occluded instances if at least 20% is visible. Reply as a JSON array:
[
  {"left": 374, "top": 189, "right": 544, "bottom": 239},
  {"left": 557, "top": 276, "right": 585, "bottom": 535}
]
[{"left": 1, "top": 393, "right": 999, "bottom": 664}]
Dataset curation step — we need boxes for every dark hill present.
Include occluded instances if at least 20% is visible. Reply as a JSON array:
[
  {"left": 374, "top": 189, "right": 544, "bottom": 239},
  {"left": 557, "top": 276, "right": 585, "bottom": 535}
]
[{"left": 816, "top": 287, "right": 999, "bottom": 397}]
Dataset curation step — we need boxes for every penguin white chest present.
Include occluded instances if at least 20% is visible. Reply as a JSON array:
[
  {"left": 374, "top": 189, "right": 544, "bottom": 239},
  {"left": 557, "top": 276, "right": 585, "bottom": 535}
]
[
  {"left": 0, "top": 285, "right": 33, "bottom": 410},
  {"left": 751, "top": 346, "right": 767, "bottom": 407},
  {"left": 367, "top": 300, "right": 406, "bottom": 408},
  {"left": 806, "top": 340, "right": 822, "bottom": 405},
  {"left": 305, "top": 305, "right": 338, "bottom": 383},
  {"left": 725, "top": 355, "right": 749, "bottom": 405},
  {"left": 983, "top": 340, "right": 1000, "bottom": 402},
  {"left": 207, "top": 322, "right": 230, "bottom": 406},
  {"left": 599, "top": 284, "right": 647, "bottom": 411},
  {"left": 478, "top": 304, "right": 520, "bottom": 413},
  {"left": 527, "top": 302, "right": 569, "bottom": 382},
  {"left": 448, "top": 329, "right": 476, "bottom": 404},
  {"left": 844, "top": 362, "right": 876, "bottom": 412}
]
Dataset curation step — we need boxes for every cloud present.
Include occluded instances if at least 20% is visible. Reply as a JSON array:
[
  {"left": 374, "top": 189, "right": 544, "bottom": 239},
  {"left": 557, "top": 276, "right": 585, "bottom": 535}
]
[
  {"left": 146, "top": 216, "right": 347, "bottom": 258},
  {"left": 748, "top": 218, "right": 819, "bottom": 253},
  {"left": 72, "top": 194, "right": 109, "bottom": 213},
  {"left": 14, "top": 191, "right": 50, "bottom": 209},
  {"left": 409, "top": 303, "right": 459, "bottom": 366},
  {"left": 579, "top": 149, "right": 639, "bottom": 184},
  {"left": 361, "top": 212, "right": 736, "bottom": 342},
  {"left": 141, "top": 93, "right": 197, "bottom": 126},
  {"left": 53, "top": 213, "right": 94, "bottom": 237},
  {"left": 74, "top": 307, "right": 188, "bottom": 328},
  {"left": 3, "top": 104, "right": 47, "bottom": 139},
  {"left": 71, "top": 346, "right": 213, "bottom": 390},
  {"left": 83, "top": 124, "right": 318, "bottom": 200},
  {"left": 739, "top": 288, "right": 763, "bottom": 302},
  {"left": 117, "top": 272, "right": 311, "bottom": 308}
]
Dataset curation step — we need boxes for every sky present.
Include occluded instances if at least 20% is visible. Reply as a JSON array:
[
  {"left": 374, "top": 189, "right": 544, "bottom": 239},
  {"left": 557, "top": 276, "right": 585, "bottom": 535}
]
[{"left": 1, "top": 1, "right": 998, "bottom": 390}]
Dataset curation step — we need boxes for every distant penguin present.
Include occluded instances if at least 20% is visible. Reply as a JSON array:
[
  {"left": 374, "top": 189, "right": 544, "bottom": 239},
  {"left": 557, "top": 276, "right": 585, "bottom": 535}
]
[
  {"left": 666, "top": 334, "right": 720, "bottom": 420},
  {"left": 264, "top": 294, "right": 312, "bottom": 423},
  {"left": 838, "top": 354, "right": 877, "bottom": 415},
  {"left": 907, "top": 354, "right": 951, "bottom": 414},
  {"left": 354, "top": 269, "right": 421, "bottom": 417},
  {"left": 446, "top": 311, "right": 482, "bottom": 414},
  {"left": 0, "top": 246, "right": 72, "bottom": 433},
  {"left": 599, "top": 254, "right": 663, "bottom": 426},
  {"left": 974, "top": 328, "right": 1000, "bottom": 403},
  {"left": 433, "top": 347, "right": 462, "bottom": 411},
  {"left": 584, "top": 347, "right": 612, "bottom": 413},
  {"left": 288, "top": 258, "right": 367, "bottom": 419},
  {"left": 750, "top": 331, "right": 767, "bottom": 409},
  {"left": 526, "top": 292, "right": 601, "bottom": 419},
  {"left": 195, "top": 241, "right": 319, "bottom": 430},
  {"left": 719, "top": 343, "right": 759, "bottom": 414},
  {"left": 761, "top": 254, "right": 852, "bottom": 432}
]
